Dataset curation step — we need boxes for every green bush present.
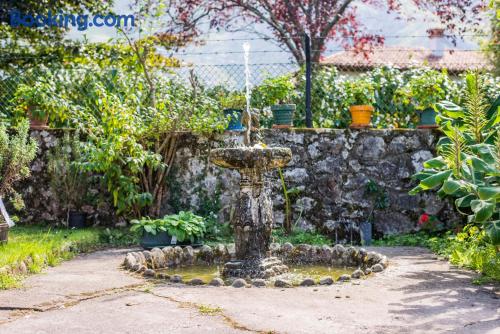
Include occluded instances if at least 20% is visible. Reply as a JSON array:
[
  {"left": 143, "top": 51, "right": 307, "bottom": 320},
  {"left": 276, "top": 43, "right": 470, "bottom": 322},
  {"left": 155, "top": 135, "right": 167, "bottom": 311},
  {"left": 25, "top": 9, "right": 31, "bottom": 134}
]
[
  {"left": 130, "top": 211, "right": 206, "bottom": 243},
  {"left": 410, "top": 72, "right": 500, "bottom": 245},
  {"left": 0, "top": 119, "right": 38, "bottom": 211}
]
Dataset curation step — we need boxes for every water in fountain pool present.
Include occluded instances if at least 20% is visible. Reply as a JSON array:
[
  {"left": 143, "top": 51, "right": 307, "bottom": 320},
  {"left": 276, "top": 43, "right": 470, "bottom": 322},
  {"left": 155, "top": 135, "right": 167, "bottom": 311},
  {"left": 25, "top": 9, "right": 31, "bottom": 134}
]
[{"left": 156, "top": 264, "right": 356, "bottom": 286}]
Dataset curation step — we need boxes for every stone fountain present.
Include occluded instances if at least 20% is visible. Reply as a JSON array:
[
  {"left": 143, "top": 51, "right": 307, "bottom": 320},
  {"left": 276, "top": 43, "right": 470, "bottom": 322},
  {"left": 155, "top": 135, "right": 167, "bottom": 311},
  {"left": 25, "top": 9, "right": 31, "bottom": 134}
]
[
  {"left": 210, "top": 142, "right": 291, "bottom": 278},
  {"left": 210, "top": 42, "right": 292, "bottom": 279}
]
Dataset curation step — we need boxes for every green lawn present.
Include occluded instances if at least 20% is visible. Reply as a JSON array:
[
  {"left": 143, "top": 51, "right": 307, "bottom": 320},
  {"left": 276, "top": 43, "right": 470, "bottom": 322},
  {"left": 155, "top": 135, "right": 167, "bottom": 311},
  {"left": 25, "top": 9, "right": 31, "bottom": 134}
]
[{"left": 0, "top": 226, "right": 137, "bottom": 289}]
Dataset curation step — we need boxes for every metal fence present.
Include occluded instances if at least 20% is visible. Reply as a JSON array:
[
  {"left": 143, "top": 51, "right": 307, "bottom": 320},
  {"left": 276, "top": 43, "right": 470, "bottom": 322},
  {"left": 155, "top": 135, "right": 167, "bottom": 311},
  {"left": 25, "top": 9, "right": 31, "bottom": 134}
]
[{"left": 0, "top": 42, "right": 496, "bottom": 129}]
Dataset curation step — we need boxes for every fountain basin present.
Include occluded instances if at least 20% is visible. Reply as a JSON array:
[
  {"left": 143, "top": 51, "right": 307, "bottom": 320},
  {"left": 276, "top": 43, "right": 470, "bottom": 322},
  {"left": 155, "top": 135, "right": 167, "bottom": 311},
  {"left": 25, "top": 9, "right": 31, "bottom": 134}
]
[{"left": 210, "top": 147, "right": 292, "bottom": 170}]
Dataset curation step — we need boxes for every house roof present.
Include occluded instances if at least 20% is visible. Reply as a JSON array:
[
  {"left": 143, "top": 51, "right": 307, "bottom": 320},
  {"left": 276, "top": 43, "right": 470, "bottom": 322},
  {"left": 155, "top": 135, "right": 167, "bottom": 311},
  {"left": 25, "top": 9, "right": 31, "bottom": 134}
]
[{"left": 320, "top": 47, "right": 490, "bottom": 74}]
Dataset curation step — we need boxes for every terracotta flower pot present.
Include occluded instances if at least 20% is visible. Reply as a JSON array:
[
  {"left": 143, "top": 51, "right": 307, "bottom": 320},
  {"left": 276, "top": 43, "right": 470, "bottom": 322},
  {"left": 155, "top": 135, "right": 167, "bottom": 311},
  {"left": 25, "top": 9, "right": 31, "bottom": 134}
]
[
  {"left": 27, "top": 108, "right": 49, "bottom": 130},
  {"left": 349, "top": 105, "right": 374, "bottom": 128}
]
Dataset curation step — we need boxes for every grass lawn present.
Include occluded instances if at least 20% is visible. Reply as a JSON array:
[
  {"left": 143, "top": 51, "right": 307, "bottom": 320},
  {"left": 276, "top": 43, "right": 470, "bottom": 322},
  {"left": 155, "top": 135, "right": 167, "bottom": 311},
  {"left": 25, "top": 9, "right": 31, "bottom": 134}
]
[{"left": 0, "top": 226, "right": 137, "bottom": 289}]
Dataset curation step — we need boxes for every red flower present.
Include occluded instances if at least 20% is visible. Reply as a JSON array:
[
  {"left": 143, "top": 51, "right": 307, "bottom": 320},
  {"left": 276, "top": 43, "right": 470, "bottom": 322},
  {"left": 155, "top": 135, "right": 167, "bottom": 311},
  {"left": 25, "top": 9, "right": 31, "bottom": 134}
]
[{"left": 418, "top": 213, "right": 429, "bottom": 225}]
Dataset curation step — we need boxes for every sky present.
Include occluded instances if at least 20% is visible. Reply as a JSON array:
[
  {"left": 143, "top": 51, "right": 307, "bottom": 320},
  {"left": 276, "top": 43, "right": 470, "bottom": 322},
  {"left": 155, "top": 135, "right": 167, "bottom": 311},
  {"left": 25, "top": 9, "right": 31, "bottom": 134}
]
[{"left": 66, "top": 0, "right": 488, "bottom": 66}]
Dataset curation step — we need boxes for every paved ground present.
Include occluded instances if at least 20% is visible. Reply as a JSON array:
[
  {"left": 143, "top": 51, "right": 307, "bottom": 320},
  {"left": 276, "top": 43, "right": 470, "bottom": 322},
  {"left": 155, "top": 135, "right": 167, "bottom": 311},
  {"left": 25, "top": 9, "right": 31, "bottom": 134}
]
[{"left": 0, "top": 247, "right": 498, "bottom": 334}]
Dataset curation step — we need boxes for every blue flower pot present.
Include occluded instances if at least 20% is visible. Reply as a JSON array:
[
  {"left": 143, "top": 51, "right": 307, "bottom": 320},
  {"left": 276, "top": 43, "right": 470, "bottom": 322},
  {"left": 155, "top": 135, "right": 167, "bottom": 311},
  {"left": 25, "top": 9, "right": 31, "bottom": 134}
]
[
  {"left": 417, "top": 108, "right": 438, "bottom": 129},
  {"left": 359, "top": 222, "right": 372, "bottom": 246},
  {"left": 223, "top": 109, "right": 244, "bottom": 131},
  {"left": 271, "top": 104, "right": 295, "bottom": 127}
]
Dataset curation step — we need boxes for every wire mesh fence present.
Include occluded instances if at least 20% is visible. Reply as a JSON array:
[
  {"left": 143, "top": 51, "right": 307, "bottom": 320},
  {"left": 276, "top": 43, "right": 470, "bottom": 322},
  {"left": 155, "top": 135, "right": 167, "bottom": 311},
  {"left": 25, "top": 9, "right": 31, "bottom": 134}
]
[{"left": 0, "top": 46, "right": 497, "bottom": 129}]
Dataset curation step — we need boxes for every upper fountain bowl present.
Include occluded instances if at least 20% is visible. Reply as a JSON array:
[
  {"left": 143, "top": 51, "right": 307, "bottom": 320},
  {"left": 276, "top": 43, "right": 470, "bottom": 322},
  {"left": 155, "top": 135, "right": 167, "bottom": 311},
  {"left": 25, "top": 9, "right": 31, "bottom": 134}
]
[{"left": 210, "top": 147, "right": 292, "bottom": 170}]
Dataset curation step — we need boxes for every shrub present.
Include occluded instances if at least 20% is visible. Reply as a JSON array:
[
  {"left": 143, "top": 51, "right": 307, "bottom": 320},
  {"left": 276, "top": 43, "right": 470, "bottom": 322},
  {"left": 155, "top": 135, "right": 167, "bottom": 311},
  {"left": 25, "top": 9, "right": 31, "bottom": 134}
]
[
  {"left": 410, "top": 72, "right": 500, "bottom": 245},
  {"left": 130, "top": 211, "right": 206, "bottom": 243},
  {"left": 0, "top": 119, "right": 38, "bottom": 211}
]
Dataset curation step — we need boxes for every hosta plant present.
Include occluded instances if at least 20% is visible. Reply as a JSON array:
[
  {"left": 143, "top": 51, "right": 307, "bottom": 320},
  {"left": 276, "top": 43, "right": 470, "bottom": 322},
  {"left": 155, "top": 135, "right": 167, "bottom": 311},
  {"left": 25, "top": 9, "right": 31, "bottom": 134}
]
[
  {"left": 130, "top": 211, "right": 206, "bottom": 243},
  {"left": 409, "top": 73, "right": 500, "bottom": 245}
]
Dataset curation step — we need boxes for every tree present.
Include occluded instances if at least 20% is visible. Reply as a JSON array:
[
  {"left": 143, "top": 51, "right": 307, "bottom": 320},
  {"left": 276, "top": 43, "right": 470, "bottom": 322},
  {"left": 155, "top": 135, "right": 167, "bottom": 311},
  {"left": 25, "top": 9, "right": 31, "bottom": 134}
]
[
  {"left": 0, "top": 0, "right": 112, "bottom": 63},
  {"left": 142, "top": 0, "right": 487, "bottom": 63}
]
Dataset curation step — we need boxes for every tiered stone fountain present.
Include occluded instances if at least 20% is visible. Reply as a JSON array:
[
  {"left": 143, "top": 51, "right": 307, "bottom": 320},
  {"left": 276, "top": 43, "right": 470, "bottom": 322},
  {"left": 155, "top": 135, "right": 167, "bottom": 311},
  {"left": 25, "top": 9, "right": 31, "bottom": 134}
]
[{"left": 210, "top": 143, "right": 291, "bottom": 278}]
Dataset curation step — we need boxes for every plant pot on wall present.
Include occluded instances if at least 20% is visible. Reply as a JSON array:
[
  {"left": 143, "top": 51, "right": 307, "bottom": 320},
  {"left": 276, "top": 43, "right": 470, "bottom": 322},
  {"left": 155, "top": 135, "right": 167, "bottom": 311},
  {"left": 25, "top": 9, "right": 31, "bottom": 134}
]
[
  {"left": 223, "top": 108, "right": 244, "bottom": 131},
  {"left": 0, "top": 223, "right": 8, "bottom": 244},
  {"left": 27, "top": 111, "right": 49, "bottom": 130},
  {"left": 417, "top": 108, "right": 438, "bottom": 129},
  {"left": 68, "top": 211, "right": 86, "bottom": 229},
  {"left": 272, "top": 104, "right": 295, "bottom": 128},
  {"left": 349, "top": 105, "right": 373, "bottom": 128}
]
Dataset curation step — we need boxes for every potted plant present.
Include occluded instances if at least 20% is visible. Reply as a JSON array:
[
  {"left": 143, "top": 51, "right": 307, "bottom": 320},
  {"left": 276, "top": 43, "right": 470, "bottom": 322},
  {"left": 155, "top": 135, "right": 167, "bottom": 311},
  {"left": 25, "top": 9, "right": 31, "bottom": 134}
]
[
  {"left": 219, "top": 91, "right": 247, "bottom": 131},
  {"left": 0, "top": 120, "right": 38, "bottom": 243},
  {"left": 360, "top": 180, "right": 389, "bottom": 246},
  {"left": 11, "top": 80, "right": 67, "bottom": 130},
  {"left": 47, "top": 131, "right": 89, "bottom": 228},
  {"left": 399, "top": 69, "right": 450, "bottom": 129},
  {"left": 345, "top": 79, "right": 375, "bottom": 128},
  {"left": 131, "top": 211, "right": 206, "bottom": 249},
  {"left": 254, "top": 75, "right": 297, "bottom": 128}
]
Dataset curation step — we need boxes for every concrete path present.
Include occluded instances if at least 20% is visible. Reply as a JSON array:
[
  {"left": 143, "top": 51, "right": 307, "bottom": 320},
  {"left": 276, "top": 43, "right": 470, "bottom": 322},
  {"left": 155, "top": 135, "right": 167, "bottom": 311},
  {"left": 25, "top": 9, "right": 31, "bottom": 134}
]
[{"left": 0, "top": 247, "right": 498, "bottom": 334}]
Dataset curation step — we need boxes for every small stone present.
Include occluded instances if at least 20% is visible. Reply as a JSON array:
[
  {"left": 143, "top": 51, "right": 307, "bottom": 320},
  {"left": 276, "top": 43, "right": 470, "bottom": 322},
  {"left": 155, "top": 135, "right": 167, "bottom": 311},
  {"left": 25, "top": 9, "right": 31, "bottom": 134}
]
[
  {"left": 143, "top": 269, "right": 156, "bottom": 277},
  {"left": 371, "top": 264, "right": 384, "bottom": 273},
  {"left": 252, "top": 279, "right": 266, "bottom": 287},
  {"left": 282, "top": 242, "right": 294, "bottom": 253},
  {"left": 319, "top": 277, "right": 334, "bottom": 285},
  {"left": 232, "top": 278, "right": 247, "bottom": 288},
  {"left": 300, "top": 278, "right": 315, "bottom": 286},
  {"left": 157, "top": 272, "right": 170, "bottom": 279},
  {"left": 351, "top": 269, "right": 365, "bottom": 279},
  {"left": 274, "top": 279, "right": 292, "bottom": 288},
  {"left": 209, "top": 278, "right": 225, "bottom": 287},
  {"left": 124, "top": 253, "right": 137, "bottom": 269},
  {"left": 337, "top": 274, "right": 350, "bottom": 282},
  {"left": 189, "top": 278, "right": 205, "bottom": 285},
  {"left": 364, "top": 268, "right": 372, "bottom": 275},
  {"left": 170, "top": 275, "right": 182, "bottom": 283},
  {"left": 334, "top": 295, "right": 341, "bottom": 299}
]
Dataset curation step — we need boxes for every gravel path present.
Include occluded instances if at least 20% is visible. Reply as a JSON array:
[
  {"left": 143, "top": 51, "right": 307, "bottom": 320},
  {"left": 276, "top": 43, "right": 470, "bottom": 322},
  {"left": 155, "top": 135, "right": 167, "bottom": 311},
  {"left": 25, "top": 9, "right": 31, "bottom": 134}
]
[{"left": 0, "top": 246, "right": 498, "bottom": 334}]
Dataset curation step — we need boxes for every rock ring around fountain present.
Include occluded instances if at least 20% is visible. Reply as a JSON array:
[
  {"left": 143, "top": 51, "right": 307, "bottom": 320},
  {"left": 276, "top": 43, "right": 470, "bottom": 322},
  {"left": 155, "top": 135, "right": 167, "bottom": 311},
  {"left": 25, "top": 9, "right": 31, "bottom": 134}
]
[{"left": 122, "top": 145, "right": 390, "bottom": 287}]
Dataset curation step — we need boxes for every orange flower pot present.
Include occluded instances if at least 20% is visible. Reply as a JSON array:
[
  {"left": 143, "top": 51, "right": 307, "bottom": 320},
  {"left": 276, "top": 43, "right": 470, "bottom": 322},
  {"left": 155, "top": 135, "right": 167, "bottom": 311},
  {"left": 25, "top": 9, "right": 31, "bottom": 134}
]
[{"left": 349, "top": 105, "right": 374, "bottom": 128}]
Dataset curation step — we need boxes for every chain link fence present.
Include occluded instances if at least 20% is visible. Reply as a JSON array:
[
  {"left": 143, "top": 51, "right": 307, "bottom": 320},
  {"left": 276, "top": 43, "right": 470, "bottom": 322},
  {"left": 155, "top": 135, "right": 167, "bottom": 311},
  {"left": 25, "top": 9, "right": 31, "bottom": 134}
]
[{"left": 0, "top": 49, "right": 497, "bottom": 128}]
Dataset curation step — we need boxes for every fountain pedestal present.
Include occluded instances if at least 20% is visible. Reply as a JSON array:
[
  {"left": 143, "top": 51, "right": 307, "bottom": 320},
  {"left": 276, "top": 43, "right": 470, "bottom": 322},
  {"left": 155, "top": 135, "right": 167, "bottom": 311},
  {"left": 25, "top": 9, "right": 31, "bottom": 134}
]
[{"left": 210, "top": 147, "right": 292, "bottom": 279}]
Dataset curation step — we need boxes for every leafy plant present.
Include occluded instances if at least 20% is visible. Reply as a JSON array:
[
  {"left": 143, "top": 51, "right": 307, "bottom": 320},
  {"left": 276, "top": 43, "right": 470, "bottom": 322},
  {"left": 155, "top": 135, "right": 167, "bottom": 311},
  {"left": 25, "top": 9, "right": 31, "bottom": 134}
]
[
  {"left": 0, "top": 119, "right": 38, "bottom": 211},
  {"left": 10, "top": 71, "right": 71, "bottom": 124},
  {"left": 345, "top": 78, "right": 375, "bottom": 106},
  {"left": 252, "top": 74, "right": 296, "bottom": 107},
  {"left": 47, "top": 131, "right": 88, "bottom": 225},
  {"left": 398, "top": 68, "right": 457, "bottom": 112},
  {"left": 272, "top": 228, "right": 330, "bottom": 245},
  {"left": 365, "top": 180, "right": 389, "bottom": 222},
  {"left": 410, "top": 72, "right": 500, "bottom": 245},
  {"left": 130, "top": 211, "right": 206, "bottom": 243},
  {"left": 278, "top": 167, "right": 303, "bottom": 235},
  {"left": 218, "top": 91, "right": 246, "bottom": 110}
]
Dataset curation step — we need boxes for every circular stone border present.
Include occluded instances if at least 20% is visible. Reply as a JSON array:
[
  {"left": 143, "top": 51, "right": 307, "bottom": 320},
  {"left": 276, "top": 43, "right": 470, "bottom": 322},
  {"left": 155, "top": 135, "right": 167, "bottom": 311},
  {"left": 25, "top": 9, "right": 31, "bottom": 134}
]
[{"left": 123, "top": 243, "right": 389, "bottom": 287}]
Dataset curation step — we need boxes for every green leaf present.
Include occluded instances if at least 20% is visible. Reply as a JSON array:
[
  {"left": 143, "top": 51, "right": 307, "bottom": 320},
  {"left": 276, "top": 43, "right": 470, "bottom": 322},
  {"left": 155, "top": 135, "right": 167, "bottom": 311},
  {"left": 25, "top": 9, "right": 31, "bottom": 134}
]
[
  {"left": 420, "top": 170, "right": 453, "bottom": 190},
  {"left": 470, "top": 200, "right": 495, "bottom": 222},
  {"left": 441, "top": 179, "right": 462, "bottom": 195},
  {"left": 455, "top": 194, "right": 476, "bottom": 208},
  {"left": 477, "top": 187, "right": 500, "bottom": 200},
  {"left": 485, "top": 221, "right": 500, "bottom": 245},
  {"left": 423, "top": 157, "right": 447, "bottom": 169}
]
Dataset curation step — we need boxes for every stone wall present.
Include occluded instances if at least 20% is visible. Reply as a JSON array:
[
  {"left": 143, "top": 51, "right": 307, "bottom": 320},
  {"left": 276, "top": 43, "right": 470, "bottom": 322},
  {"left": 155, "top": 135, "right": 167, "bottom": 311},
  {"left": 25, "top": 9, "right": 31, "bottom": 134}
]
[
  {"left": 165, "top": 128, "right": 460, "bottom": 239},
  {"left": 18, "top": 128, "right": 460, "bottom": 237}
]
